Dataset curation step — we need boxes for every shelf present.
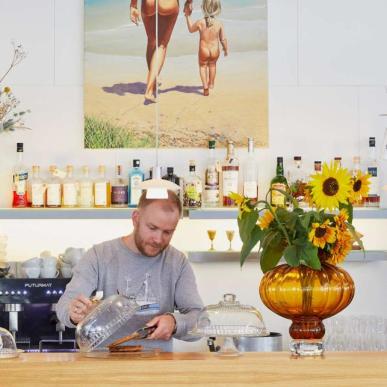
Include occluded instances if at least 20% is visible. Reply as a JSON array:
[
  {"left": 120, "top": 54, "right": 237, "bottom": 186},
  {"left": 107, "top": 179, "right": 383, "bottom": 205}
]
[
  {"left": 1, "top": 207, "right": 387, "bottom": 220},
  {"left": 187, "top": 250, "right": 387, "bottom": 263}
]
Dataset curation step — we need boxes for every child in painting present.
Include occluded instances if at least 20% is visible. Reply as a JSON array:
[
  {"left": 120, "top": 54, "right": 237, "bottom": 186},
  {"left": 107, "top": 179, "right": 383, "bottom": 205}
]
[{"left": 185, "top": 0, "right": 228, "bottom": 96}]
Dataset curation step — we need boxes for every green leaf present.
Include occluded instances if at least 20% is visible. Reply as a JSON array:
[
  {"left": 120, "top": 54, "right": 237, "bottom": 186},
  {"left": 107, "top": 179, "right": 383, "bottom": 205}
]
[
  {"left": 237, "top": 209, "right": 259, "bottom": 242},
  {"left": 240, "top": 226, "right": 263, "bottom": 267},
  {"left": 260, "top": 231, "right": 285, "bottom": 273},
  {"left": 283, "top": 245, "right": 299, "bottom": 266},
  {"left": 300, "top": 242, "right": 321, "bottom": 270}
]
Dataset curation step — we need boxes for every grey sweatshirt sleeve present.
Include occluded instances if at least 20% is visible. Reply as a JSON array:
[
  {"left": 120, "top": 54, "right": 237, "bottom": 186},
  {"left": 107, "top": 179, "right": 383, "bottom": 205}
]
[
  {"left": 56, "top": 247, "right": 99, "bottom": 328},
  {"left": 170, "top": 259, "right": 203, "bottom": 341}
]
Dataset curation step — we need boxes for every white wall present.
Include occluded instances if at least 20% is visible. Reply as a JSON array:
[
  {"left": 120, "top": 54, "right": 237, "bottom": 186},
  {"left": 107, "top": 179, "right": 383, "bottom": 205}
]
[{"left": 1, "top": 0, "right": 387, "bottom": 351}]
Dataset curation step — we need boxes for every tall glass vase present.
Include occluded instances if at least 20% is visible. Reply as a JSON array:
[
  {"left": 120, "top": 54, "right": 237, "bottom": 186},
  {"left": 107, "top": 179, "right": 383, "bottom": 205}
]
[{"left": 259, "top": 262, "right": 355, "bottom": 356}]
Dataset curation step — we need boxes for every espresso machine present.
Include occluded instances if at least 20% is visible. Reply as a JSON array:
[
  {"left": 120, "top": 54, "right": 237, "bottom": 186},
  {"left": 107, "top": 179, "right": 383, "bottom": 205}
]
[{"left": 0, "top": 277, "right": 76, "bottom": 352}]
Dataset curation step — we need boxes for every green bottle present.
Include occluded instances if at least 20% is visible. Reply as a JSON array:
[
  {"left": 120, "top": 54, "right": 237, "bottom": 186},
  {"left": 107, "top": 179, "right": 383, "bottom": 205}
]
[{"left": 270, "top": 157, "right": 288, "bottom": 207}]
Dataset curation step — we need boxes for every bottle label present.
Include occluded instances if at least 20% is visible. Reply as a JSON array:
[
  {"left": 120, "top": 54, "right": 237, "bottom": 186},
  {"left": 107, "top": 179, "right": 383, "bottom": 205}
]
[
  {"left": 206, "top": 167, "right": 219, "bottom": 186},
  {"left": 47, "top": 183, "right": 61, "bottom": 206},
  {"left": 31, "top": 183, "right": 45, "bottom": 206},
  {"left": 271, "top": 183, "right": 286, "bottom": 206},
  {"left": 204, "top": 187, "right": 219, "bottom": 204},
  {"left": 63, "top": 183, "right": 78, "bottom": 206},
  {"left": 79, "top": 183, "right": 93, "bottom": 206},
  {"left": 95, "top": 182, "right": 107, "bottom": 206},
  {"left": 13, "top": 172, "right": 28, "bottom": 195},
  {"left": 222, "top": 170, "right": 238, "bottom": 196},
  {"left": 368, "top": 167, "right": 379, "bottom": 196},
  {"left": 243, "top": 181, "right": 258, "bottom": 199},
  {"left": 111, "top": 186, "right": 128, "bottom": 205},
  {"left": 130, "top": 175, "right": 143, "bottom": 205}
]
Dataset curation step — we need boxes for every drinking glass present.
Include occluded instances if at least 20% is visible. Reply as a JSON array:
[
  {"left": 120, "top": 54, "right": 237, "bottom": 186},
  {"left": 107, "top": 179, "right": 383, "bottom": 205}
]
[
  {"left": 207, "top": 230, "right": 217, "bottom": 251},
  {"left": 226, "top": 230, "right": 235, "bottom": 251}
]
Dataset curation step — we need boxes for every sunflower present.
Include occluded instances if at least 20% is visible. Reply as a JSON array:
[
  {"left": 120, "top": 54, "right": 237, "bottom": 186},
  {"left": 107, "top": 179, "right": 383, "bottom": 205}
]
[
  {"left": 328, "top": 230, "right": 353, "bottom": 264},
  {"left": 349, "top": 171, "right": 370, "bottom": 203},
  {"left": 229, "top": 192, "right": 251, "bottom": 218},
  {"left": 309, "top": 162, "right": 352, "bottom": 210},
  {"left": 259, "top": 209, "right": 275, "bottom": 230},
  {"left": 334, "top": 209, "right": 349, "bottom": 232},
  {"left": 308, "top": 220, "right": 337, "bottom": 249}
]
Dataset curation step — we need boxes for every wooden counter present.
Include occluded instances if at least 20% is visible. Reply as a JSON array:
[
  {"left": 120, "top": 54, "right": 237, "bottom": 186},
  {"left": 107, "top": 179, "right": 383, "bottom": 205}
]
[{"left": 2, "top": 352, "right": 387, "bottom": 386}]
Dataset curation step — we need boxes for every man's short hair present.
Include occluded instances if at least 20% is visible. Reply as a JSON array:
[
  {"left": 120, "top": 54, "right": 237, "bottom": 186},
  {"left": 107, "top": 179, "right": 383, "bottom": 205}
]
[{"left": 137, "top": 190, "right": 182, "bottom": 215}]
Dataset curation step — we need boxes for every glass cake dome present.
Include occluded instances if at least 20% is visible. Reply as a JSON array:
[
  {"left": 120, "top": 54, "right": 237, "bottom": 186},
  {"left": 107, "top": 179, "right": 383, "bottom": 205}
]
[
  {"left": 190, "top": 293, "right": 269, "bottom": 356},
  {"left": 0, "top": 327, "right": 18, "bottom": 359}
]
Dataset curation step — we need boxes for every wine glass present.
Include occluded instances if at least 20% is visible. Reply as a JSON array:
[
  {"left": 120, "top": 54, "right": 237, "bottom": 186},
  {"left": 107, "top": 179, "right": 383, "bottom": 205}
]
[
  {"left": 207, "top": 230, "right": 217, "bottom": 251},
  {"left": 225, "top": 230, "right": 235, "bottom": 251}
]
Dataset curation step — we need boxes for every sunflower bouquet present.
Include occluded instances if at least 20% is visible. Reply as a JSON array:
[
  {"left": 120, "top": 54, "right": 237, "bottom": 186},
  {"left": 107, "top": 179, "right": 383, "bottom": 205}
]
[{"left": 232, "top": 161, "right": 370, "bottom": 273}]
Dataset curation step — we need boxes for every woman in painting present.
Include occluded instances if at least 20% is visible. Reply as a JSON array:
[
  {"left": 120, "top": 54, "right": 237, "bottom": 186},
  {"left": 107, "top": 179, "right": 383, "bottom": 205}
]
[{"left": 130, "top": 0, "right": 193, "bottom": 102}]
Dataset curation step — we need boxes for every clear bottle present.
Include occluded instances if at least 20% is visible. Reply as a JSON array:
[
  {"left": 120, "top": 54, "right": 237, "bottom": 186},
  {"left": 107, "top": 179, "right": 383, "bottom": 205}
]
[
  {"left": 12, "top": 143, "right": 28, "bottom": 208},
  {"left": 162, "top": 167, "right": 180, "bottom": 185},
  {"left": 111, "top": 165, "right": 128, "bottom": 208},
  {"left": 314, "top": 161, "right": 322, "bottom": 174},
  {"left": 78, "top": 166, "right": 94, "bottom": 208},
  {"left": 94, "top": 165, "right": 110, "bottom": 208},
  {"left": 204, "top": 140, "right": 220, "bottom": 207},
  {"left": 183, "top": 160, "right": 202, "bottom": 208},
  {"left": 351, "top": 156, "right": 363, "bottom": 207},
  {"left": 30, "top": 165, "right": 45, "bottom": 208},
  {"left": 270, "top": 157, "right": 289, "bottom": 208},
  {"left": 365, "top": 137, "right": 379, "bottom": 207},
  {"left": 222, "top": 140, "right": 239, "bottom": 207},
  {"left": 128, "top": 159, "right": 144, "bottom": 207},
  {"left": 243, "top": 138, "right": 258, "bottom": 201},
  {"left": 380, "top": 129, "right": 387, "bottom": 208},
  {"left": 62, "top": 165, "right": 78, "bottom": 208},
  {"left": 288, "top": 156, "right": 306, "bottom": 206},
  {"left": 46, "top": 165, "right": 62, "bottom": 208},
  {"left": 334, "top": 157, "right": 342, "bottom": 168}
]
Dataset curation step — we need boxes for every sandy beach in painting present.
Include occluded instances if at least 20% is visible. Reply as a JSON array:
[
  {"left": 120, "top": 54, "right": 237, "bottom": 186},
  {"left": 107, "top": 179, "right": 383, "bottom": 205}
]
[{"left": 84, "top": 0, "right": 268, "bottom": 148}]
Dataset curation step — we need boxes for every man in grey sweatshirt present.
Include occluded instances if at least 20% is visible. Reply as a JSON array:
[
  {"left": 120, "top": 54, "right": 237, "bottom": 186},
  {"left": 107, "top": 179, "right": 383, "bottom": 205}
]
[{"left": 56, "top": 190, "right": 203, "bottom": 351}]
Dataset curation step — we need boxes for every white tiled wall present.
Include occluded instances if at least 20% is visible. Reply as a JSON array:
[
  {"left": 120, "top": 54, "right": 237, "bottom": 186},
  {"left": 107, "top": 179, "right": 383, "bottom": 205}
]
[{"left": 1, "top": 0, "right": 387, "bottom": 351}]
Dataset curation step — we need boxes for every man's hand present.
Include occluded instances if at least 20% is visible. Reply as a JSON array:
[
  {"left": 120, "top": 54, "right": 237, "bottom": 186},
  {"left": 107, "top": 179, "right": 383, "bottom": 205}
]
[
  {"left": 183, "top": 1, "right": 193, "bottom": 16},
  {"left": 130, "top": 6, "right": 140, "bottom": 25},
  {"left": 146, "top": 314, "right": 176, "bottom": 341},
  {"left": 69, "top": 295, "right": 94, "bottom": 324}
]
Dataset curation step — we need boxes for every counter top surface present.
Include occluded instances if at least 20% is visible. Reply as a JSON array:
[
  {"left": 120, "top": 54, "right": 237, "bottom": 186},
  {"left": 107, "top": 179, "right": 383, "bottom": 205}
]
[{"left": 2, "top": 351, "right": 387, "bottom": 386}]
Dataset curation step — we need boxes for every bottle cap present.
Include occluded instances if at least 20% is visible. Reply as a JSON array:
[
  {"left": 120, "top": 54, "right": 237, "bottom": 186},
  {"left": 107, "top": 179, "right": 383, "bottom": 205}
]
[
  {"left": 167, "top": 167, "right": 174, "bottom": 174},
  {"left": 334, "top": 157, "right": 342, "bottom": 161},
  {"left": 49, "top": 165, "right": 57, "bottom": 173},
  {"left": 208, "top": 140, "right": 216, "bottom": 149},
  {"left": 294, "top": 156, "right": 302, "bottom": 161},
  {"left": 16, "top": 143, "right": 24, "bottom": 152},
  {"left": 98, "top": 165, "right": 106, "bottom": 174},
  {"left": 133, "top": 159, "right": 140, "bottom": 168},
  {"left": 277, "top": 157, "right": 283, "bottom": 163},
  {"left": 369, "top": 137, "right": 376, "bottom": 147},
  {"left": 32, "top": 165, "right": 40, "bottom": 173}
]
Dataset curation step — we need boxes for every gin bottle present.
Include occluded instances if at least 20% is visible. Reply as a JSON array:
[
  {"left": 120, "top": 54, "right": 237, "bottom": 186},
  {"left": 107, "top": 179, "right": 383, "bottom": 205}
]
[
  {"left": 243, "top": 138, "right": 258, "bottom": 201},
  {"left": 78, "top": 166, "right": 94, "bottom": 208},
  {"left": 183, "top": 161, "right": 202, "bottom": 208},
  {"left": 204, "top": 140, "right": 220, "bottom": 207},
  {"left": 46, "top": 165, "right": 62, "bottom": 208},
  {"left": 30, "top": 165, "right": 45, "bottom": 208},
  {"left": 270, "top": 157, "right": 289, "bottom": 208},
  {"left": 94, "top": 165, "right": 110, "bottom": 208},
  {"left": 221, "top": 140, "right": 239, "bottom": 206},
  {"left": 365, "top": 137, "right": 379, "bottom": 207},
  {"left": 12, "top": 142, "right": 28, "bottom": 208},
  {"left": 111, "top": 165, "right": 128, "bottom": 208},
  {"left": 129, "top": 159, "right": 144, "bottom": 207},
  {"left": 62, "top": 165, "right": 78, "bottom": 208}
]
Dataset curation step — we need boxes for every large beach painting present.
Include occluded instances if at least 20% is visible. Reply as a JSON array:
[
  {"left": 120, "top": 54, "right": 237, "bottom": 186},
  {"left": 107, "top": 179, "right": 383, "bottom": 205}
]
[{"left": 84, "top": 0, "right": 268, "bottom": 148}]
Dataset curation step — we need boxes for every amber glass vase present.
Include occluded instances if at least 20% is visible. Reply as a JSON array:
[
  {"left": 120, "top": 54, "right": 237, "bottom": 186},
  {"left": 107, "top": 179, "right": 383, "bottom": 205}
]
[{"left": 259, "top": 263, "right": 355, "bottom": 356}]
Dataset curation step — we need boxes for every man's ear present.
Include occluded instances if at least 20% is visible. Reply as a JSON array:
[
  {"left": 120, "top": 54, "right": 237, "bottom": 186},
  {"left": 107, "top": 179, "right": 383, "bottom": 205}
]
[{"left": 132, "top": 209, "right": 139, "bottom": 227}]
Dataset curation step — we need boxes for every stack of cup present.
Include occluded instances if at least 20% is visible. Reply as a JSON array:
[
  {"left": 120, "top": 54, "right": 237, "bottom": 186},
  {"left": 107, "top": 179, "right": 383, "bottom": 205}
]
[
  {"left": 40, "top": 256, "right": 59, "bottom": 278},
  {"left": 58, "top": 247, "right": 85, "bottom": 278},
  {"left": 21, "top": 258, "right": 41, "bottom": 279},
  {"left": 0, "top": 234, "right": 7, "bottom": 261}
]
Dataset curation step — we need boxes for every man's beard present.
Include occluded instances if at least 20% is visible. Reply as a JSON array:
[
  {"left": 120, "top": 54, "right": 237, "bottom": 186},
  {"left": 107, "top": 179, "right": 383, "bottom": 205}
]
[{"left": 134, "top": 231, "right": 166, "bottom": 257}]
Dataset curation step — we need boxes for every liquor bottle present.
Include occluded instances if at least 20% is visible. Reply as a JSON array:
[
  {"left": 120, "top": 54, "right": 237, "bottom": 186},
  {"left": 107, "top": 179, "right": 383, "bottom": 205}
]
[
  {"left": 94, "top": 165, "right": 110, "bottom": 208},
  {"left": 12, "top": 142, "right": 28, "bottom": 208},
  {"left": 111, "top": 165, "right": 128, "bottom": 208},
  {"left": 30, "top": 165, "right": 45, "bottom": 208},
  {"left": 314, "top": 161, "right": 322, "bottom": 174},
  {"left": 183, "top": 160, "right": 202, "bottom": 208},
  {"left": 334, "top": 157, "right": 342, "bottom": 167},
  {"left": 270, "top": 157, "right": 289, "bottom": 207},
  {"left": 288, "top": 156, "right": 306, "bottom": 206},
  {"left": 62, "top": 165, "right": 78, "bottom": 208},
  {"left": 351, "top": 156, "right": 363, "bottom": 207},
  {"left": 129, "top": 159, "right": 144, "bottom": 207},
  {"left": 78, "top": 166, "right": 94, "bottom": 208},
  {"left": 222, "top": 140, "right": 239, "bottom": 206},
  {"left": 243, "top": 138, "right": 258, "bottom": 201},
  {"left": 46, "top": 165, "right": 62, "bottom": 208},
  {"left": 204, "top": 140, "right": 220, "bottom": 207},
  {"left": 380, "top": 129, "right": 387, "bottom": 208},
  {"left": 365, "top": 137, "right": 379, "bottom": 207},
  {"left": 162, "top": 167, "right": 180, "bottom": 185}
]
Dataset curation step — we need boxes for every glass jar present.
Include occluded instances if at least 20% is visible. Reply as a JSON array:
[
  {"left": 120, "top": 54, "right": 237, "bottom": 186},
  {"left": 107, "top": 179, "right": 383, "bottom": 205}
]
[
  {"left": 76, "top": 295, "right": 139, "bottom": 352},
  {"left": 0, "top": 327, "right": 18, "bottom": 359}
]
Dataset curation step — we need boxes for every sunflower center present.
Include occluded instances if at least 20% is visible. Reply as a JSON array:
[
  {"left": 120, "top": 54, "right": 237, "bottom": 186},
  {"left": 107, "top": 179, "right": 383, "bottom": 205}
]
[
  {"left": 353, "top": 179, "right": 362, "bottom": 192},
  {"left": 322, "top": 177, "right": 339, "bottom": 196},
  {"left": 315, "top": 227, "right": 326, "bottom": 238}
]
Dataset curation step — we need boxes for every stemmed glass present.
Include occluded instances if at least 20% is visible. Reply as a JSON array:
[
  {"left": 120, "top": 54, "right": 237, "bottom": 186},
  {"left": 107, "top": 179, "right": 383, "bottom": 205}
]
[
  {"left": 207, "top": 230, "right": 217, "bottom": 251},
  {"left": 225, "top": 230, "right": 235, "bottom": 251}
]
